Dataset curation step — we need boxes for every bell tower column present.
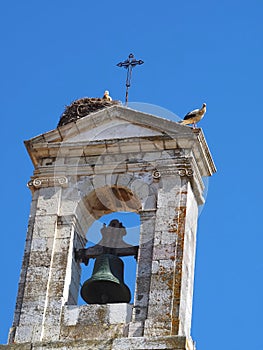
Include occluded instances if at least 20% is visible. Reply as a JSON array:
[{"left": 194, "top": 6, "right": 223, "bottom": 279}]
[
  {"left": 128, "top": 209, "right": 156, "bottom": 337},
  {"left": 10, "top": 185, "right": 63, "bottom": 343},
  {"left": 144, "top": 171, "right": 199, "bottom": 337},
  {"left": 9, "top": 185, "right": 86, "bottom": 343}
]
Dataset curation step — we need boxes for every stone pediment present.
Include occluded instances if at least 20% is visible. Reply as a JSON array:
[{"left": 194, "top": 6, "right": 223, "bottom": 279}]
[
  {"left": 24, "top": 105, "right": 216, "bottom": 177},
  {"left": 65, "top": 117, "right": 162, "bottom": 142},
  {"left": 27, "top": 105, "right": 195, "bottom": 145}
]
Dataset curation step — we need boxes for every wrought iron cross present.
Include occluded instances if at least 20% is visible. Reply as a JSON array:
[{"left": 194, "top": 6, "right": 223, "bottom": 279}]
[{"left": 117, "top": 53, "right": 144, "bottom": 105}]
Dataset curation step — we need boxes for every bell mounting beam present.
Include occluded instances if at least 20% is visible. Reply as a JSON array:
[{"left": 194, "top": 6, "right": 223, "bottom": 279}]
[
  {"left": 117, "top": 53, "right": 144, "bottom": 105},
  {"left": 75, "top": 245, "right": 139, "bottom": 266}
]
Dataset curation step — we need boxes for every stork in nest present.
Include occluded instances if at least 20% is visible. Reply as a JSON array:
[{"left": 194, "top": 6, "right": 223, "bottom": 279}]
[
  {"left": 179, "top": 103, "right": 206, "bottom": 128},
  {"left": 102, "top": 90, "right": 112, "bottom": 101}
]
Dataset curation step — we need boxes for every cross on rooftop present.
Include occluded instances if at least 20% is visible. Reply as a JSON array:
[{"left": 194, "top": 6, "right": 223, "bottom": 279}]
[{"left": 117, "top": 53, "right": 144, "bottom": 105}]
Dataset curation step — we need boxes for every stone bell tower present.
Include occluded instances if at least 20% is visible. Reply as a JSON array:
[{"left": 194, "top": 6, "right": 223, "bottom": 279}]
[{"left": 4, "top": 97, "right": 216, "bottom": 350}]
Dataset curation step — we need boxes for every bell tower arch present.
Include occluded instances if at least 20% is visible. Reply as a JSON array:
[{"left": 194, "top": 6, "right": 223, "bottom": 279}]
[{"left": 7, "top": 100, "right": 216, "bottom": 350}]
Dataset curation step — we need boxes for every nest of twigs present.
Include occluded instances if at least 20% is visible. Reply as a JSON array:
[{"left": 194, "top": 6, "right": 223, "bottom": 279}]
[{"left": 57, "top": 97, "right": 120, "bottom": 127}]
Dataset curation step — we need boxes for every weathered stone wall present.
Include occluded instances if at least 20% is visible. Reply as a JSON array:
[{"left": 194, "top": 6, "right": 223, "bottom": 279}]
[
  {"left": 143, "top": 177, "right": 198, "bottom": 338},
  {"left": 1, "top": 336, "right": 196, "bottom": 350},
  {"left": 60, "top": 303, "right": 132, "bottom": 341}
]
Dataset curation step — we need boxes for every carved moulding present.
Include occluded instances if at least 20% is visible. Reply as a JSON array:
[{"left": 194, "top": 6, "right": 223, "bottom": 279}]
[
  {"left": 155, "top": 162, "right": 205, "bottom": 205},
  {"left": 28, "top": 176, "right": 68, "bottom": 189},
  {"left": 152, "top": 168, "right": 194, "bottom": 178}
]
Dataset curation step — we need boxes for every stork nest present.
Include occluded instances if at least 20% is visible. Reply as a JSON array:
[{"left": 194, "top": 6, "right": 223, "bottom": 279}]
[{"left": 57, "top": 97, "right": 120, "bottom": 127}]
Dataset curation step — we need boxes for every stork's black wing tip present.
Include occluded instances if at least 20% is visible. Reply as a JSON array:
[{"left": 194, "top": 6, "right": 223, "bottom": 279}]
[{"left": 183, "top": 113, "right": 196, "bottom": 120}]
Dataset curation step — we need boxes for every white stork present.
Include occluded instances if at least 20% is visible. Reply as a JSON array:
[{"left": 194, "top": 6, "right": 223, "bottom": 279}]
[
  {"left": 179, "top": 103, "right": 206, "bottom": 128},
  {"left": 102, "top": 90, "right": 112, "bottom": 101}
]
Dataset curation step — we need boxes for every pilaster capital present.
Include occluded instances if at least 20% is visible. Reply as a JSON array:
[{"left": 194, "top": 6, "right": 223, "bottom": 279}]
[
  {"left": 28, "top": 176, "right": 68, "bottom": 190},
  {"left": 155, "top": 159, "right": 205, "bottom": 205}
]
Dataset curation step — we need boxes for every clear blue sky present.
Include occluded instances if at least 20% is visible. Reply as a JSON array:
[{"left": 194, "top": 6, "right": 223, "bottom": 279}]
[{"left": 1, "top": 1, "right": 263, "bottom": 348}]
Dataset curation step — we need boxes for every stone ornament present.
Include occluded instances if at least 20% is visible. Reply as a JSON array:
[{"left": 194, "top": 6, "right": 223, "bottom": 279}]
[
  {"left": 177, "top": 168, "right": 194, "bottom": 177},
  {"left": 152, "top": 168, "right": 194, "bottom": 178},
  {"left": 152, "top": 170, "right": 161, "bottom": 179},
  {"left": 28, "top": 176, "right": 68, "bottom": 188}
]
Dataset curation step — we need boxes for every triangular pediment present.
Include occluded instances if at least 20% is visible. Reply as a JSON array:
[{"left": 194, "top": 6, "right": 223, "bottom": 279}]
[
  {"left": 65, "top": 116, "right": 163, "bottom": 142},
  {"left": 24, "top": 105, "right": 216, "bottom": 177},
  {"left": 27, "top": 105, "right": 194, "bottom": 145}
]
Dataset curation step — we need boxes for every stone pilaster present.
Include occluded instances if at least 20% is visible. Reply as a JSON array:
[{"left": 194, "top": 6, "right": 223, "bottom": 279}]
[
  {"left": 128, "top": 209, "right": 156, "bottom": 337},
  {"left": 10, "top": 187, "right": 85, "bottom": 343},
  {"left": 144, "top": 171, "right": 198, "bottom": 338}
]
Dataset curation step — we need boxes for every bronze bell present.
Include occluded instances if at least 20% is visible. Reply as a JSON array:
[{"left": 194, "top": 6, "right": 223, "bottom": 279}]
[{"left": 80, "top": 254, "right": 131, "bottom": 304}]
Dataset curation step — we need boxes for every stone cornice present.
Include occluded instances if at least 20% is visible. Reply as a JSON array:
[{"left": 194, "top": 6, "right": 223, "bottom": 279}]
[
  {"left": 24, "top": 105, "right": 216, "bottom": 179},
  {"left": 25, "top": 133, "right": 215, "bottom": 180}
]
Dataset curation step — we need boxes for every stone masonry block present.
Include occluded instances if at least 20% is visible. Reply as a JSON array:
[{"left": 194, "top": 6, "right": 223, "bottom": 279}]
[
  {"left": 161, "top": 231, "right": 177, "bottom": 245},
  {"left": 132, "top": 306, "right": 148, "bottom": 321},
  {"left": 137, "top": 243, "right": 154, "bottom": 262},
  {"left": 28, "top": 251, "right": 52, "bottom": 267},
  {"left": 143, "top": 321, "right": 171, "bottom": 337},
  {"left": 41, "top": 324, "right": 60, "bottom": 342},
  {"left": 160, "top": 177, "right": 182, "bottom": 194},
  {"left": 30, "top": 238, "right": 47, "bottom": 252},
  {"left": 92, "top": 174, "right": 106, "bottom": 188},
  {"left": 143, "top": 194, "right": 157, "bottom": 211},
  {"left": 150, "top": 272, "right": 174, "bottom": 291},
  {"left": 108, "top": 304, "right": 133, "bottom": 324},
  {"left": 119, "top": 142, "right": 141, "bottom": 153},
  {"left": 154, "top": 213, "right": 180, "bottom": 233},
  {"left": 142, "top": 151, "right": 161, "bottom": 161},
  {"left": 31, "top": 215, "right": 57, "bottom": 239},
  {"left": 135, "top": 276, "right": 151, "bottom": 294},
  {"left": 18, "top": 304, "right": 44, "bottom": 326},
  {"left": 36, "top": 187, "right": 61, "bottom": 216},
  {"left": 161, "top": 149, "right": 175, "bottom": 158},
  {"left": 56, "top": 225, "right": 74, "bottom": 239},
  {"left": 53, "top": 237, "right": 71, "bottom": 251},
  {"left": 116, "top": 173, "right": 134, "bottom": 187},
  {"left": 59, "top": 323, "right": 126, "bottom": 341},
  {"left": 0, "top": 344, "right": 32, "bottom": 350},
  {"left": 105, "top": 173, "right": 118, "bottom": 186},
  {"left": 152, "top": 243, "right": 176, "bottom": 260},
  {"left": 139, "top": 229, "right": 155, "bottom": 246},
  {"left": 59, "top": 199, "right": 79, "bottom": 217},
  {"left": 47, "top": 281, "right": 65, "bottom": 297},
  {"left": 23, "top": 281, "right": 48, "bottom": 299},
  {"left": 113, "top": 336, "right": 193, "bottom": 350},
  {"left": 1, "top": 337, "right": 193, "bottom": 350},
  {"left": 26, "top": 266, "right": 49, "bottom": 282},
  {"left": 134, "top": 289, "right": 149, "bottom": 309},
  {"left": 164, "top": 139, "right": 177, "bottom": 149},
  {"left": 149, "top": 287, "right": 173, "bottom": 305},
  {"left": 14, "top": 325, "right": 34, "bottom": 343},
  {"left": 136, "top": 260, "right": 152, "bottom": 277},
  {"left": 128, "top": 321, "right": 144, "bottom": 337},
  {"left": 151, "top": 259, "right": 175, "bottom": 274},
  {"left": 63, "top": 305, "right": 108, "bottom": 326},
  {"left": 146, "top": 302, "right": 171, "bottom": 321}
]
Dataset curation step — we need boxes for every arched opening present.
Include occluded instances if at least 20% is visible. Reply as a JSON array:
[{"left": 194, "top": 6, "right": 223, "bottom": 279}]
[
  {"left": 78, "top": 211, "right": 140, "bottom": 305},
  {"left": 84, "top": 185, "right": 141, "bottom": 220},
  {"left": 72, "top": 185, "right": 142, "bottom": 306}
]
